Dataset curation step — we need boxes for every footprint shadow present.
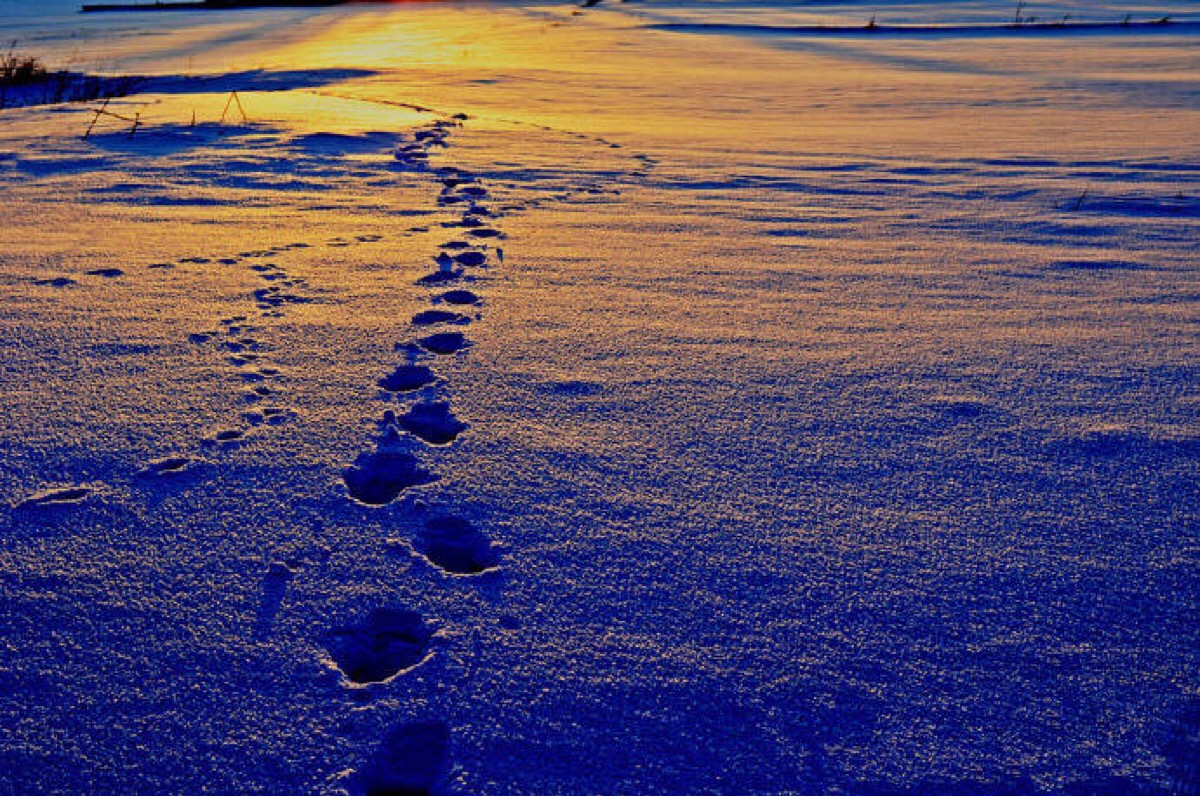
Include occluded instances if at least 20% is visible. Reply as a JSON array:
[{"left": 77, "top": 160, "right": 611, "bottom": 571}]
[
  {"left": 351, "top": 720, "right": 451, "bottom": 796},
  {"left": 415, "top": 516, "right": 500, "bottom": 576},
  {"left": 14, "top": 486, "right": 93, "bottom": 509},
  {"left": 398, "top": 402, "right": 468, "bottom": 446},
  {"left": 325, "top": 608, "right": 433, "bottom": 686}
]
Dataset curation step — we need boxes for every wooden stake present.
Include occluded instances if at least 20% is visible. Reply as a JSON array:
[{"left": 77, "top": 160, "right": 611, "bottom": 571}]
[
  {"left": 220, "top": 90, "right": 249, "bottom": 125},
  {"left": 233, "top": 90, "right": 248, "bottom": 123},
  {"left": 83, "top": 97, "right": 110, "bottom": 139}
]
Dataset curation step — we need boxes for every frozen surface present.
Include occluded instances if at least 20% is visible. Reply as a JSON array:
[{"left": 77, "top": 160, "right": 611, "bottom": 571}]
[{"left": 1, "top": 1, "right": 1198, "bottom": 794}]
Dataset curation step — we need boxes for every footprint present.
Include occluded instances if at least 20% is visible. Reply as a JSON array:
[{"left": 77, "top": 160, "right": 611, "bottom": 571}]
[
  {"left": 411, "top": 310, "right": 470, "bottom": 327},
  {"left": 213, "top": 429, "right": 245, "bottom": 443},
  {"left": 253, "top": 287, "right": 283, "bottom": 309},
  {"left": 467, "top": 228, "right": 503, "bottom": 239},
  {"left": 242, "top": 406, "right": 292, "bottom": 426},
  {"left": 138, "top": 456, "right": 194, "bottom": 477},
  {"left": 398, "top": 402, "right": 468, "bottom": 445},
  {"left": 926, "top": 395, "right": 989, "bottom": 420},
  {"left": 378, "top": 364, "right": 437, "bottom": 393},
  {"left": 324, "top": 608, "right": 432, "bottom": 685},
  {"left": 16, "top": 486, "right": 93, "bottom": 508},
  {"left": 34, "top": 277, "right": 76, "bottom": 287},
  {"left": 415, "top": 516, "right": 499, "bottom": 575},
  {"left": 435, "top": 289, "right": 481, "bottom": 306},
  {"left": 545, "top": 380, "right": 603, "bottom": 397},
  {"left": 343, "top": 434, "right": 438, "bottom": 505},
  {"left": 415, "top": 269, "right": 463, "bottom": 287},
  {"left": 352, "top": 721, "right": 451, "bottom": 796},
  {"left": 260, "top": 407, "right": 295, "bottom": 425},
  {"left": 148, "top": 262, "right": 174, "bottom": 270},
  {"left": 417, "top": 332, "right": 470, "bottom": 356},
  {"left": 253, "top": 560, "right": 295, "bottom": 640},
  {"left": 395, "top": 145, "right": 429, "bottom": 164},
  {"left": 253, "top": 287, "right": 312, "bottom": 312},
  {"left": 85, "top": 267, "right": 124, "bottom": 278},
  {"left": 453, "top": 251, "right": 486, "bottom": 267}
]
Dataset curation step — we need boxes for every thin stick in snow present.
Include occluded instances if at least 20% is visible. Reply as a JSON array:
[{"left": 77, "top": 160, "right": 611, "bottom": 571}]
[{"left": 220, "top": 90, "right": 249, "bottom": 125}]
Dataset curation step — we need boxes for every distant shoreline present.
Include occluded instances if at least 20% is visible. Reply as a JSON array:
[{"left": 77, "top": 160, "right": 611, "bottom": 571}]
[
  {"left": 650, "top": 17, "right": 1200, "bottom": 38},
  {"left": 81, "top": 0, "right": 376, "bottom": 12}
]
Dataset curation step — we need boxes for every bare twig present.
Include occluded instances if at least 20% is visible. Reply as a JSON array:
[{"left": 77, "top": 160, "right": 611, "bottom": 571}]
[{"left": 83, "top": 99, "right": 142, "bottom": 139}]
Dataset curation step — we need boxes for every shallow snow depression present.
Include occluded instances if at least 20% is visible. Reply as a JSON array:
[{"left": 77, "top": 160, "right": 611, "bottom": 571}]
[{"left": 0, "top": 0, "right": 1198, "bottom": 793}]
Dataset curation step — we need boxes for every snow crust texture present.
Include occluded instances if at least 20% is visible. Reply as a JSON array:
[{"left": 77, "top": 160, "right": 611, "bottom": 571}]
[{"left": 0, "top": 0, "right": 1198, "bottom": 794}]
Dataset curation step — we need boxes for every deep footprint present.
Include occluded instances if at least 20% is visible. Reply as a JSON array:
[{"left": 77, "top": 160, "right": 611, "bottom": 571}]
[
  {"left": 415, "top": 269, "right": 463, "bottom": 286},
  {"left": 379, "top": 364, "right": 437, "bottom": 393},
  {"left": 416, "top": 516, "right": 500, "bottom": 575},
  {"left": 398, "top": 402, "right": 468, "bottom": 445},
  {"left": 139, "top": 456, "right": 194, "bottom": 476},
  {"left": 261, "top": 407, "right": 295, "bottom": 425},
  {"left": 417, "top": 332, "right": 469, "bottom": 355},
  {"left": 34, "top": 277, "right": 76, "bottom": 287},
  {"left": 352, "top": 721, "right": 451, "bottom": 796},
  {"left": 343, "top": 444, "right": 438, "bottom": 505},
  {"left": 325, "top": 608, "right": 432, "bottom": 685},
  {"left": 411, "top": 310, "right": 470, "bottom": 327},
  {"left": 435, "top": 289, "right": 481, "bottom": 306},
  {"left": 453, "top": 251, "right": 486, "bottom": 267},
  {"left": 16, "top": 486, "right": 93, "bottom": 508}
]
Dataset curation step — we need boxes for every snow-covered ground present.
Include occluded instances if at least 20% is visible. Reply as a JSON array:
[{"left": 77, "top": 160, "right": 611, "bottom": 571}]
[{"left": 1, "top": 1, "right": 1197, "bottom": 793}]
